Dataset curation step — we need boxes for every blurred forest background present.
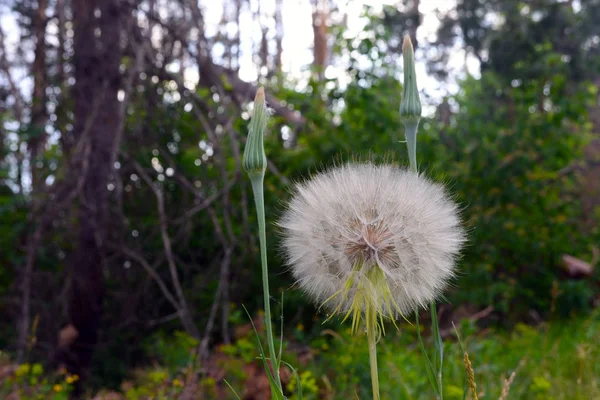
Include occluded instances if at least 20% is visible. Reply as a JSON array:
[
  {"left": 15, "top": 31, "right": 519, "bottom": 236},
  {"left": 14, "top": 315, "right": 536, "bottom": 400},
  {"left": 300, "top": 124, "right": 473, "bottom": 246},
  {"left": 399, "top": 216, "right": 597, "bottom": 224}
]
[{"left": 0, "top": 0, "right": 599, "bottom": 398}]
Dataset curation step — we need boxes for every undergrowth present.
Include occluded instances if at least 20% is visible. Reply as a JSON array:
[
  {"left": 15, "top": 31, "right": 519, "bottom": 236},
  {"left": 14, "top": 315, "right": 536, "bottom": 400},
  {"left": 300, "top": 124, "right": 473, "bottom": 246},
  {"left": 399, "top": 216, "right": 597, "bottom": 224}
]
[{"left": 4, "top": 309, "right": 597, "bottom": 399}]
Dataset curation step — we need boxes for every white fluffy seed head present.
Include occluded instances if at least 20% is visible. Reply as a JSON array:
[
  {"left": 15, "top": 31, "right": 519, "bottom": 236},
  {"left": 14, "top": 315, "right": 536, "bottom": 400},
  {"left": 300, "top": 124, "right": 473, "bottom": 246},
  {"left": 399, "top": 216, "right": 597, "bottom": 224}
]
[{"left": 278, "top": 163, "right": 465, "bottom": 319}]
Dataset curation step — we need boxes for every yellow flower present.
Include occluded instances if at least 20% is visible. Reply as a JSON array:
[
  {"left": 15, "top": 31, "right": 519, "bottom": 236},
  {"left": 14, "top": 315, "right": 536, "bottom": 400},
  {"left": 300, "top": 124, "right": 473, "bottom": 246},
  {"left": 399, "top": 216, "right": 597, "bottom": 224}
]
[
  {"left": 16, "top": 364, "right": 31, "bottom": 377},
  {"left": 173, "top": 378, "right": 183, "bottom": 387},
  {"left": 31, "top": 363, "right": 43, "bottom": 376},
  {"left": 53, "top": 384, "right": 63, "bottom": 392},
  {"left": 66, "top": 374, "right": 80, "bottom": 384}
]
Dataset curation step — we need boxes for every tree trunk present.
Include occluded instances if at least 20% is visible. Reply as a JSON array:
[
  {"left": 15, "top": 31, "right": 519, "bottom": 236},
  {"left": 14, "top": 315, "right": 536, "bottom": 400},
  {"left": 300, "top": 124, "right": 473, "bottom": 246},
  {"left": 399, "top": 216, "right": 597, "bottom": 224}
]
[
  {"left": 274, "top": 0, "right": 283, "bottom": 73},
  {"left": 57, "top": 0, "right": 123, "bottom": 395},
  {"left": 312, "top": 0, "right": 328, "bottom": 80},
  {"left": 257, "top": 0, "right": 269, "bottom": 75},
  {"left": 29, "top": 0, "right": 48, "bottom": 188},
  {"left": 234, "top": 0, "right": 242, "bottom": 71},
  {"left": 407, "top": 0, "right": 420, "bottom": 50},
  {"left": 17, "top": 0, "right": 48, "bottom": 362}
]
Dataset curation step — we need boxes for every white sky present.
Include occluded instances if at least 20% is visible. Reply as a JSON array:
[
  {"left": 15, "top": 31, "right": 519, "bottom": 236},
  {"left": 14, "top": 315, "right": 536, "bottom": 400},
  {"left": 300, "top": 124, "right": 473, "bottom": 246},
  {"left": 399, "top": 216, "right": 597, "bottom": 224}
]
[
  {"left": 0, "top": 0, "right": 479, "bottom": 110},
  {"left": 200, "top": 0, "right": 479, "bottom": 114}
]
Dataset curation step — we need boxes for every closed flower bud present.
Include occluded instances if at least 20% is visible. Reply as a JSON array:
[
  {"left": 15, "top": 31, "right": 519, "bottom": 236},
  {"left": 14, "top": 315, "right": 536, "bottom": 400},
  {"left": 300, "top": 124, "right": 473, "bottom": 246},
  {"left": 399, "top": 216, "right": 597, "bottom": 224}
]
[
  {"left": 400, "top": 35, "right": 422, "bottom": 121},
  {"left": 243, "top": 87, "right": 269, "bottom": 177}
]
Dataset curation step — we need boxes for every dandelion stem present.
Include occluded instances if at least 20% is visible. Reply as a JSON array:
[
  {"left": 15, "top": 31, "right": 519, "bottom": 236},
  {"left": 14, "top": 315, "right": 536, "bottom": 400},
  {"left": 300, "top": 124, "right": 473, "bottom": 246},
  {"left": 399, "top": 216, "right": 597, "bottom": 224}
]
[
  {"left": 249, "top": 174, "right": 282, "bottom": 391},
  {"left": 366, "top": 309, "right": 380, "bottom": 400}
]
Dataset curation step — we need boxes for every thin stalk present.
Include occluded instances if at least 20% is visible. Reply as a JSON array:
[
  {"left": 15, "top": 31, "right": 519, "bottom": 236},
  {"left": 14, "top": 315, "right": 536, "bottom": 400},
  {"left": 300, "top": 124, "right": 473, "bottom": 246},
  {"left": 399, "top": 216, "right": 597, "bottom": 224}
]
[
  {"left": 415, "top": 309, "right": 440, "bottom": 394},
  {"left": 403, "top": 120, "right": 445, "bottom": 399},
  {"left": 402, "top": 34, "right": 445, "bottom": 400},
  {"left": 431, "top": 301, "right": 444, "bottom": 400},
  {"left": 249, "top": 174, "right": 282, "bottom": 391},
  {"left": 403, "top": 119, "right": 419, "bottom": 173},
  {"left": 403, "top": 123, "right": 446, "bottom": 399},
  {"left": 366, "top": 310, "right": 380, "bottom": 400}
]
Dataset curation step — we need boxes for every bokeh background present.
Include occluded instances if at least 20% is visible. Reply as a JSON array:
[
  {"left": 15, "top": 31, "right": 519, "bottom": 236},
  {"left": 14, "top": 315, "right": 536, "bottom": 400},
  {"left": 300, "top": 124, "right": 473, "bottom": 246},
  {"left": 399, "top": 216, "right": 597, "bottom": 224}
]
[{"left": 0, "top": 0, "right": 599, "bottom": 398}]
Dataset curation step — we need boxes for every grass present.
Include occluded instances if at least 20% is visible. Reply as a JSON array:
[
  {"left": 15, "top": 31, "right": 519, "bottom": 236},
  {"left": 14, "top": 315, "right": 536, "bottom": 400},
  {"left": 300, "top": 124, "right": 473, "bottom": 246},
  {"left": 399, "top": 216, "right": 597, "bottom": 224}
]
[
  {"left": 2, "top": 309, "right": 598, "bottom": 399},
  {"left": 297, "top": 309, "right": 600, "bottom": 399}
]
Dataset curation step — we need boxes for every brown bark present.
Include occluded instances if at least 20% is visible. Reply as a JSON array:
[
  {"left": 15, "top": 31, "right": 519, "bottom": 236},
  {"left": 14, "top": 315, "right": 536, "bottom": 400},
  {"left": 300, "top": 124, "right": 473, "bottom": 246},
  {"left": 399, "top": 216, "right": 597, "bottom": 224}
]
[
  {"left": 312, "top": 0, "right": 328, "bottom": 79},
  {"left": 0, "top": 27, "right": 25, "bottom": 123},
  {"left": 56, "top": 0, "right": 123, "bottom": 394},
  {"left": 407, "top": 0, "right": 420, "bottom": 50},
  {"left": 580, "top": 77, "right": 600, "bottom": 234},
  {"left": 274, "top": 0, "right": 283, "bottom": 72},
  {"left": 56, "top": 0, "right": 66, "bottom": 83},
  {"left": 29, "top": 0, "right": 48, "bottom": 186},
  {"left": 257, "top": 0, "right": 268, "bottom": 74},
  {"left": 17, "top": 0, "right": 48, "bottom": 362},
  {"left": 234, "top": 0, "right": 242, "bottom": 71}
]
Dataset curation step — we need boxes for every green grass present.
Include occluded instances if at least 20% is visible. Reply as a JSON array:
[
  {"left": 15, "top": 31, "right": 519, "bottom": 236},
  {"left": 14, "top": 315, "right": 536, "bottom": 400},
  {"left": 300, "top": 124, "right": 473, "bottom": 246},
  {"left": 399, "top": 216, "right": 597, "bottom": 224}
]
[
  {"left": 2, "top": 310, "right": 598, "bottom": 399},
  {"left": 305, "top": 310, "right": 600, "bottom": 400}
]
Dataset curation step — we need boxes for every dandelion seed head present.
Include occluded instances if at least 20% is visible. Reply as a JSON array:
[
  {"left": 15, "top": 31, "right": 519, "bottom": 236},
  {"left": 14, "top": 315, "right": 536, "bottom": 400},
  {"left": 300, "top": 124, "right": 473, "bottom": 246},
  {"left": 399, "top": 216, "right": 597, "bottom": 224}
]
[{"left": 279, "top": 163, "right": 465, "bottom": 323}]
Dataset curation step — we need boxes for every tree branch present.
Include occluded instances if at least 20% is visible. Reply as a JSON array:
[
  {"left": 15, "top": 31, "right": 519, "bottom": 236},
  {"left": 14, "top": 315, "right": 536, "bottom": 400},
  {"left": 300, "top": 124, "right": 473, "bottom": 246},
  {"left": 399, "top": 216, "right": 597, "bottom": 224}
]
[{"left": 131, "top": 159, "right": 200, "bottom": 338}]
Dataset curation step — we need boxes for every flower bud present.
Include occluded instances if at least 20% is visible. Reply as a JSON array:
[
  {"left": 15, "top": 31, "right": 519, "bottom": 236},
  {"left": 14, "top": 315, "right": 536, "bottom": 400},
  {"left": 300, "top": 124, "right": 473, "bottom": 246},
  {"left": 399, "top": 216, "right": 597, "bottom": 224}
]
[
  {"left": 400, "top": 35, "right": 422, "bottom": 121},
  {"left": 243, "top": 87, "right": 269, "bottom": 177}
]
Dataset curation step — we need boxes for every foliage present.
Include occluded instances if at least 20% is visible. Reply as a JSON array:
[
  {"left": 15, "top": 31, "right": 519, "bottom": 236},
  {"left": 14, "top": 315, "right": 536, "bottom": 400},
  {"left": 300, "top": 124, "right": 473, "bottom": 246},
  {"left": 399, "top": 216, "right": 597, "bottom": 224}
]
[
  {"left": 265, "top": 6, "right": 600, "bottom": 319},
  {"left": 420, "top": 70, "right": 598, "bottom": 317},
  {"left": 0, "top": 357, "right": 77, "bottom": 400},
  {"left": 269, "top": 72, "right": 597, "bottom": 321},
  {"left": 119, "top": 368, "right": 186, "bottom": 400},
  {"left": 286, "top": 310, "right": 600, "bottom": 399},
  {"left": 0, "top": 0, "right": 598, "bottom": 392},
  {"left": 5, "top": 310, "right": 599, "bottom": 399},
  {"left": 142, "top": 331, "right": 199, "bottom": 373}
]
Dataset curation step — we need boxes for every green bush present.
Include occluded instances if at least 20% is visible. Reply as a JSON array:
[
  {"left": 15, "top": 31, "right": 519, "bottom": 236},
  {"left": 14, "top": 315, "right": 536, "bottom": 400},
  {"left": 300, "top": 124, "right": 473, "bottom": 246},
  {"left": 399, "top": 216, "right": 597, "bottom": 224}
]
[
  {"left": 267, "top": 37, "right": 598, "bottom": 319},
  {"left": 420, "top": 68, "right": 597, "bottom": 317},
  {"left": 0, "top": 358, "right": 77, "bottom": 400}
]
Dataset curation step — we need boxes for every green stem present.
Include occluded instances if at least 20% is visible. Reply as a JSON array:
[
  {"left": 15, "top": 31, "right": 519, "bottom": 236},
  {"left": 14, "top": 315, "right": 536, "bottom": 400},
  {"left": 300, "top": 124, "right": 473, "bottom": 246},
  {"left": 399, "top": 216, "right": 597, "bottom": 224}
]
[
  {"left": 431, "top": 301, "right": 444, "bottom": 400},
  {"left": 403, "top": 117, "right": 445, "bottom": 399},
  {"left": 367, "top": 312, "right": 380, "bottom": 400},
  {"left": 403, "top": 119, "right": 420, "bottom": 173},
  {"left": 249, "top": 174, "right": 282, "bottom": 391}
]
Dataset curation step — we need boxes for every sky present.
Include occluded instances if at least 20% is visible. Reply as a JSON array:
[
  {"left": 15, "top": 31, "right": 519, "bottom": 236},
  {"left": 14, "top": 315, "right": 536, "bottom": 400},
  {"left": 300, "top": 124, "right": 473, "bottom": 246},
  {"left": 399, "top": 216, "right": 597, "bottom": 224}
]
[
  {"left": 200, "top": 0, "right": 480, "bottom": 114},
  {"left": 0, "top": 0, "right": 480, "bottom": 106}
]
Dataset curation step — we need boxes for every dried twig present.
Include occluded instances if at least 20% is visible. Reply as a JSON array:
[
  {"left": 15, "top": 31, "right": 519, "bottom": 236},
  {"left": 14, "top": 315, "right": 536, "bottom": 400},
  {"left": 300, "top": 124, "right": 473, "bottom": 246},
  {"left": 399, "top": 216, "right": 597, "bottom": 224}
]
[
  {"left": 198, "top": 246, "right": 233, "bottom": 360},
  {"left": 117, "top": 245, "right": 180, "bottom": 311},
  {"left": 0, "top": 25, "right": 25, "bottom": 122},
  {"left": 499, "top": 369, "right": 517, "bottom": 400},
  {"left": 132, "top": 160, "right": 200, "bottom": 338}
]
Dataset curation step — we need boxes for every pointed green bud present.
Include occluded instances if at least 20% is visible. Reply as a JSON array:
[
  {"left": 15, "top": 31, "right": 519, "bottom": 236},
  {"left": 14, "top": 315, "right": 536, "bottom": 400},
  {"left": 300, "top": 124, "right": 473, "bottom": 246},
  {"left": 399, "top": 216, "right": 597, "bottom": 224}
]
[
  {"left": 400, "top": 35, "right": 422, "bottom": 121},
  {"left": 400, "top": 35, "right": 421, "bottom": 172},
  {"left": 243, "top": 87, "right": 269, "bottom": 177}
]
